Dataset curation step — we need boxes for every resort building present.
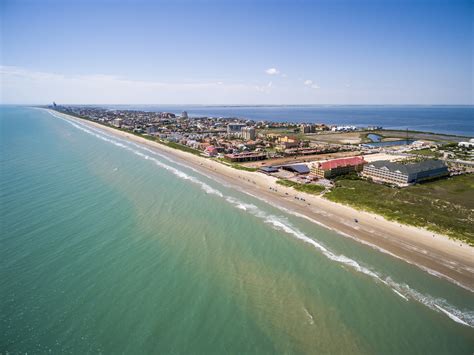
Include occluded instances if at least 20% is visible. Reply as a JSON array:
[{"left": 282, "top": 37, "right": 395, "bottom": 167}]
[
  {"left": 281, "top": 164, "right": 310, "bottom": 175},
  {"left": 458, "top": 138, "right": 474, "bottom": 148},
  {"left": 146, "top": 125, "right": 158, "bottom": 134},
  {"left": 227, "top": 123, "right": 247, "bottom": 135},
  {"left": 310, "top": 156, "right": 366, "bottom": 178},
  {"left": 277, "top": 135, "right": 300, "bottom": 150},
  {"left": 259, "top": 166, "right": 279, "bottom": 174},
  {"left": 241, "top": 126, "right": 256, "bottom": 140},
  {"left": 112, "top": 118, "right": 123, "bottom": 128},
  {"left": 224, "top": 152, "right": 267, "bottom": 163},
  {"left": 204, "top": 146, "right": 218, "bottom": 157},
  {"left": 362, "top": 159, "right": 449, "bottom": 186}
]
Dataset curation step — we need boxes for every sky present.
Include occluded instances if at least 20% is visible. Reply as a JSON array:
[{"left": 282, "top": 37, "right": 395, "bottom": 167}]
[{"left": 1, "top": 0, "right": 472, "bottom": 105}]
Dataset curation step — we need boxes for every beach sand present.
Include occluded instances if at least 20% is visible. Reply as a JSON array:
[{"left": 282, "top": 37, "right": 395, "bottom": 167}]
[{"left": 48, "top": 109, "right": 474, "bottom": 292}]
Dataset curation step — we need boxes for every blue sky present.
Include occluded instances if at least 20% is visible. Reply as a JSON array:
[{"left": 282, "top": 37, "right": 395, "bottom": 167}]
[{"left": 1, "top": 0, "right": 472, "bottom": 104}]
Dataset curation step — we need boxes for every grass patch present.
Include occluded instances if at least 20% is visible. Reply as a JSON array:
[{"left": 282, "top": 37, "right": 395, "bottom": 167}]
[
  {"left": 407, "top": 148, "right": 440, "bottom": 158},
  {"left": 161, "top": 141, "right": 203, "bottom": 156},
  {"left": 216, "top": 158, "right": 259, "bottom": 172},
  {"left": 276, "top": 179, "right": 325, "bottom": 194},
  {"left": 324, "top": 175, "right": 474, "bottom": 244},
  {"left": 230, "top": 164, "right": 258, "bottom": 172}
]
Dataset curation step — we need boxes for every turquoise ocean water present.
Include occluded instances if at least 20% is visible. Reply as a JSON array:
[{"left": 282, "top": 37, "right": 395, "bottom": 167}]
[{"left": 1, "top": 107, "right": 473, "bottom": 353}]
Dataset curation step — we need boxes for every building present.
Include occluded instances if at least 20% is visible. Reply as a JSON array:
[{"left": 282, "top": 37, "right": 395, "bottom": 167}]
[
  {"left": 204, "top": 145, "right": 218, "bottom": 157},
  {"left": 146, "top": 126, "right": 158, "bottom": 134},
  {"left": 224, "top": 152, "right": 267, "bottom": 162},
  {"left": 300, "top": 124, "right": 312, "bottom": 133},
  {"left": 281, "top": 164, "right": 310, "bottom": 175},
  {"left": 112, "top": 118, "right": 123, "bottom": 128},
  {"left": 227, "top": 123, "right": 246, "bottom": 135},
  {"left": 362, "top": 159, "right": 449, "bottom": 186},
  {"left": 277, "top": 135, "right": 300, "bottom": 150},
  {"left": 181, "top": 111, "right": 188, "bottom": 119},
  {"left": 311, "top": 156, "right": 366, "bottom": 178},
  {"left": 458, "top": 138, "right": 474, "bottom": 148},
  {"left": 259, "top": 166, "right": 279, "bottom": 174},
  {"left": 241, "top": 126, "right": 256, "bottom": 140}
]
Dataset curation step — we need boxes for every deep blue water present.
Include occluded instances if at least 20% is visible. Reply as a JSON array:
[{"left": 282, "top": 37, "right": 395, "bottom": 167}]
[{"left": 101, "top": 105, "right": 474, "bottom": 137}]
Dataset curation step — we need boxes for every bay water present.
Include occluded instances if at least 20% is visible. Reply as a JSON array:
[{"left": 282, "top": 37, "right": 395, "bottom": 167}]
[{"left": 103, "top": 105, "right": 474, "bottom": 137}]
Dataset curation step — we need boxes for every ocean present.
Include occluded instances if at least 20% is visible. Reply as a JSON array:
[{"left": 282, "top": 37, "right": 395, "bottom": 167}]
[
  {"left": 1, "top": 106, "right": 473, "bottom": 353},
  {"left": 102, "top": 105, "right": 474, "bottom": 137}
]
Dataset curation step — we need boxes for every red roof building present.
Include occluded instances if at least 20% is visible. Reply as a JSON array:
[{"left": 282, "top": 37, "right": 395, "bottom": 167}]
[
  {"left": 204, "top": 145, "right": 218, "bottom": 157},
  {"left": 311, "top": 156, "right": 366, "bottom": 178}
]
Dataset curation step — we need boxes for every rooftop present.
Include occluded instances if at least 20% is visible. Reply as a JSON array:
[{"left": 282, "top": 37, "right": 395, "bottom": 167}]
[
  {"left": 318, "top": 156, "right": 366, "bottom": 170},
  {"left": 367, "top": 159, "right": 447, "bottom": 175},
  {"left": 281, "top": 164, "right": 310, "bottom": 174}
]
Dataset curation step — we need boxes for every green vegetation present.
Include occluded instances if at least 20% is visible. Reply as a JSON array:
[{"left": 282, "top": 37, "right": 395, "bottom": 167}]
[
  {"left": 333, "top": 172, "right": 361, "bottom": 181},
  {"left": 216, "top": 158, "right": 259, "bottom": 172},
  {"left": 161, "top": 141, "right": 203, "bottom": 156},
  {"left": 276, "top": 179, "right": 325, "bottom": 194},
  {"left": 258, "top": 127, "right": 299, "bottom": 136},
  {"left": 377, "top": 129, "right": 469, "bottom": 139},
  {"left": 407, "top": 148, "right": 440, "bottom": 158},
  {"left": 324, "top": 175, "right": 474, "bottom": 245},
  {"left": 230, "top": 164, "right": 258, "bottom": 172}
]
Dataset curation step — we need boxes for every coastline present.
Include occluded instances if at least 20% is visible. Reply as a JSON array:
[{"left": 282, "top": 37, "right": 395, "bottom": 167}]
[{"left": 46, "top": 109, "right": 474, "bottom": 292}]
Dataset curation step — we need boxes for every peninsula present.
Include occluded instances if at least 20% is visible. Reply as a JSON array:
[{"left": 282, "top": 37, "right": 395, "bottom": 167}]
[{"left": 45, "top": 106, "right": 474, "bottom": 292}]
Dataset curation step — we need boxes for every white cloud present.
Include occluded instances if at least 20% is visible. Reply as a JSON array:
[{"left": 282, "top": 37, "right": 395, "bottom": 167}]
[
  {"left": 0, "top": 65, "right": 254, "bottom": 104},
  {"left": 303, "top": 79, "right": 319, "bottom": 89},
  {"left": 265, "top": 68, "right": 280, "bottom": 75}
]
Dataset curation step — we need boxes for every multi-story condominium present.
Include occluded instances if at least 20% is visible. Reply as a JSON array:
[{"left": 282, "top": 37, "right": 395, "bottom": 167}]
[
  {"left": 224, "top": 152, "right": 267, "bottom": 162},
  {"left": 227, "top": 123, "right": 247, "bottom": 135},
  {"left": 311, "top": 156, "right": 366, "bottom": 178},
  {"left": 362, "top": 159, "right": 449, "bottom": 186},
  {"left": 112, "top": 118, "right": 123, "bottom": 128},
  {"left": 458, "top": 138, "right": 474, "bottom": 148},
  {"left": 241, "top": 126, "right": 256, "bottom": 140}
]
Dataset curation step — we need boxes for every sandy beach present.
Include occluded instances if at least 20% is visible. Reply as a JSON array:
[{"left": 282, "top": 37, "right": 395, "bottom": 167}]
[{"left": 48, "top": 109, "right": 474, "bottom": 292}]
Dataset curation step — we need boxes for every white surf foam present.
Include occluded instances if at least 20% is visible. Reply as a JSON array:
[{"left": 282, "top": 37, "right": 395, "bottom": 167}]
[{"left": 242, "top": 191, "right": 474, "bottom": 294}]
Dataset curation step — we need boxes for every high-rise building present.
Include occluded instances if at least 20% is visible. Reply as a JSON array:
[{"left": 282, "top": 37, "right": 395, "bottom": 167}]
[
  {"left": 241, "top": 126, "right": 256, "bottom": 140},
  {"left": 300, "top": 124, "right": 311, "bottom": 133},
  {"left": 227, "top": 123, "right": 246, "bottom": 135},
  {"left": 181, "top": 111, "right": 188, "bottom": 119},
  {"left": 112, "top": 118, "right": 123, "bottom": 128}
]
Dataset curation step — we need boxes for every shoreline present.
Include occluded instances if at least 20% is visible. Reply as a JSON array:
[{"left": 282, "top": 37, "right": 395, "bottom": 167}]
[{"left": 46, "top": 109, "right": 474, "bottom": 292}]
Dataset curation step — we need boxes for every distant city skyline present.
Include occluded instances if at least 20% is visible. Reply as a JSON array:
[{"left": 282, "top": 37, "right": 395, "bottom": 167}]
[{"left": 1, "top": 0, "right": 472, "bottom": 105}]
